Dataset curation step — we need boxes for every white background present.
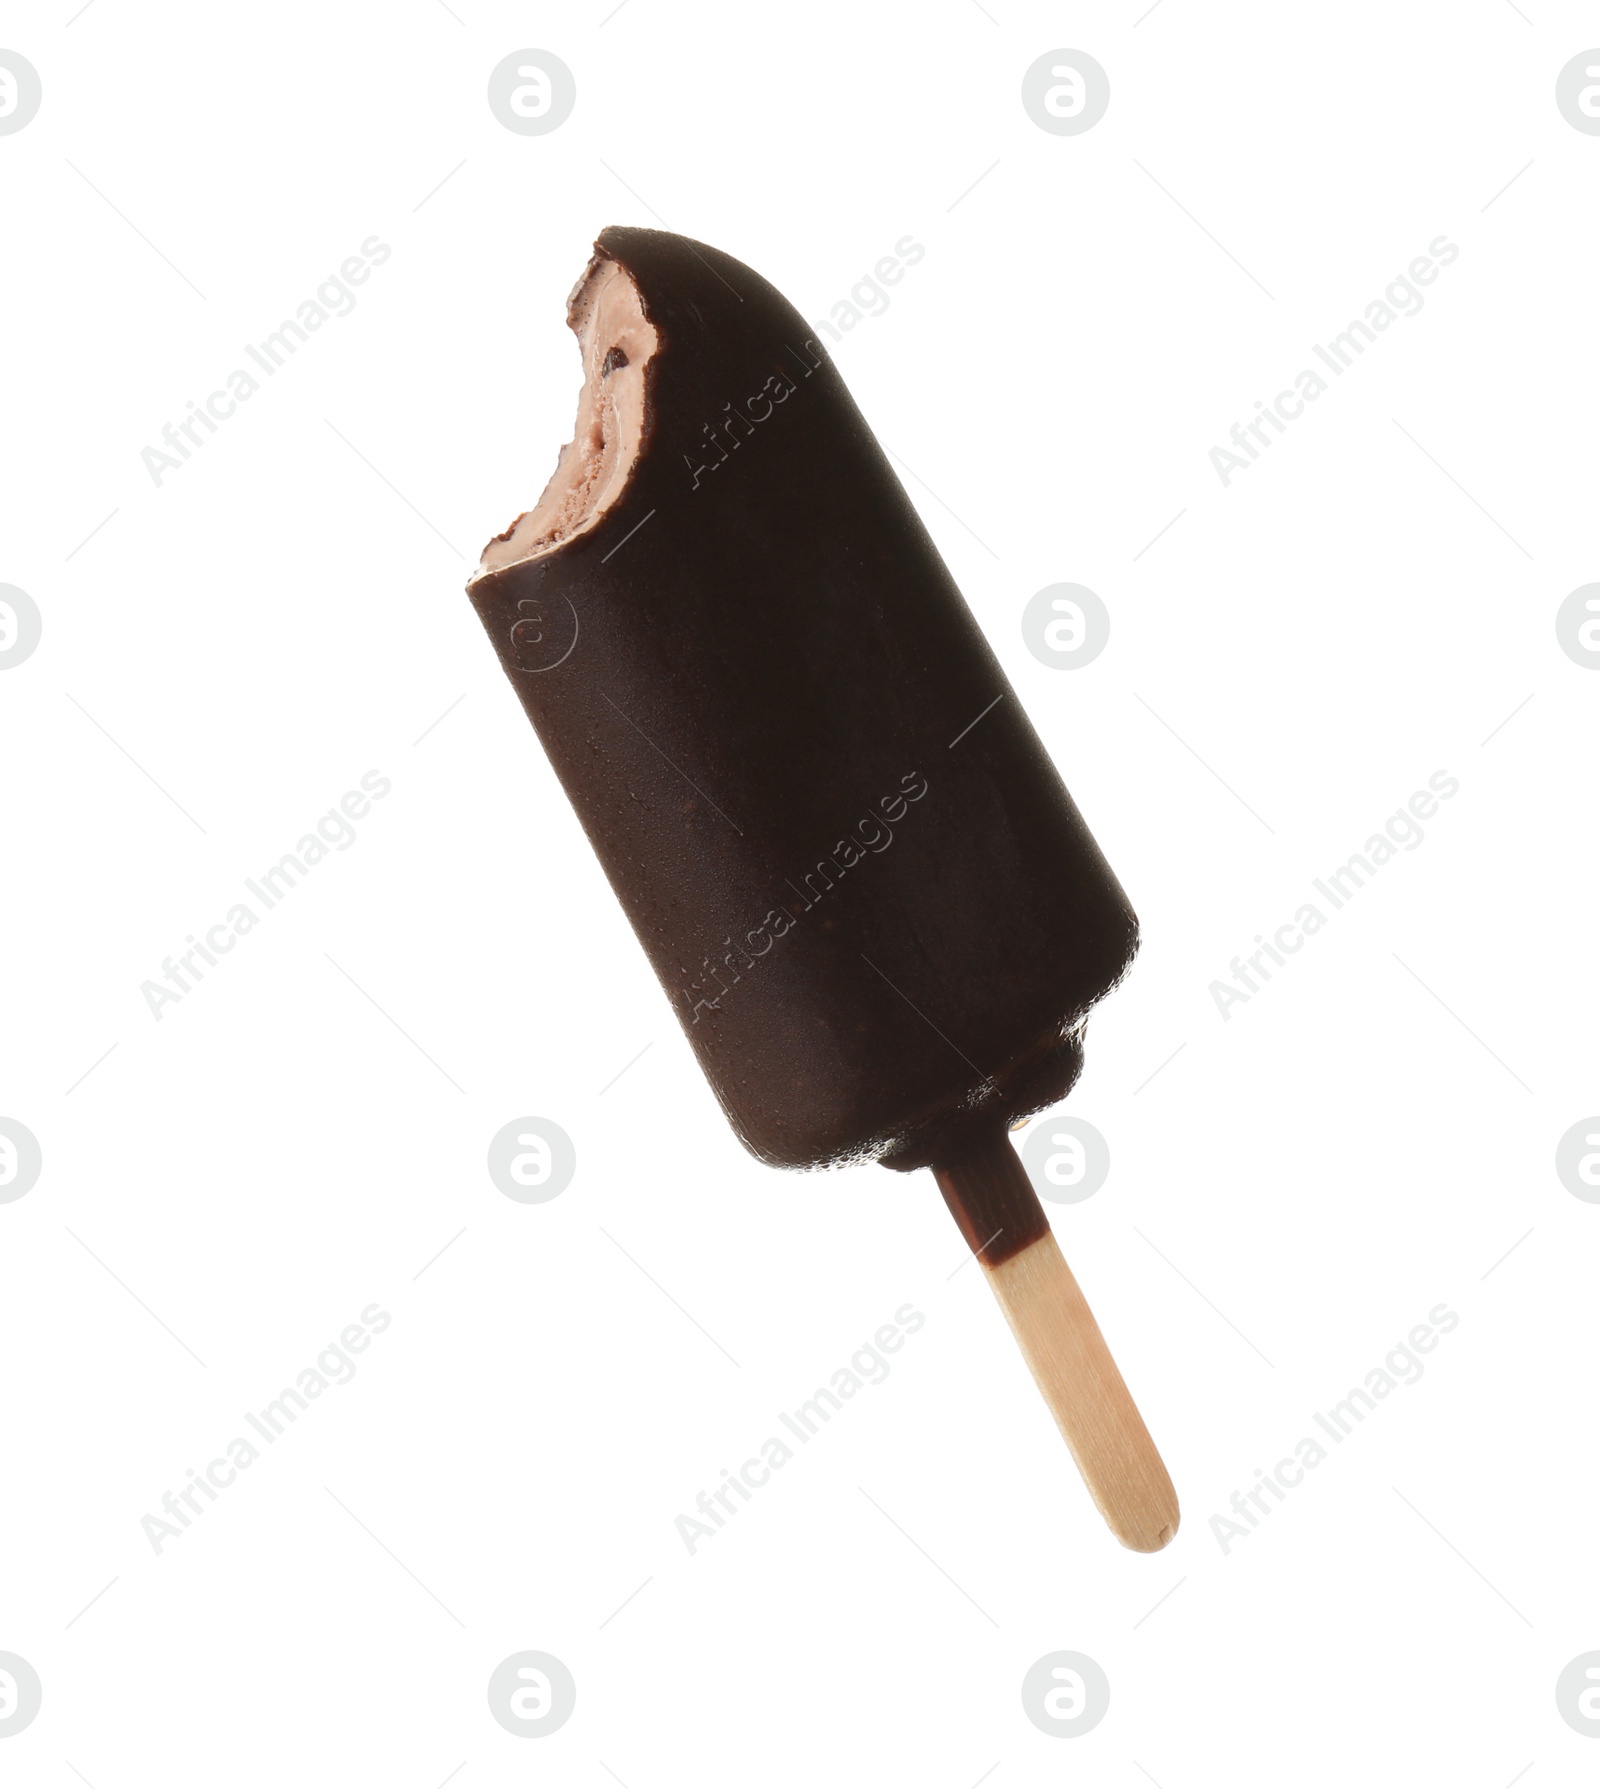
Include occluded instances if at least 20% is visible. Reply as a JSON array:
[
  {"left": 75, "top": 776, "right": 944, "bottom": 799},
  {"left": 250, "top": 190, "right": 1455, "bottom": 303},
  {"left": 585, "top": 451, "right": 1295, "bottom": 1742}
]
[{"left": 3, "top": 2, "right": 1598, "bottom": 1783}]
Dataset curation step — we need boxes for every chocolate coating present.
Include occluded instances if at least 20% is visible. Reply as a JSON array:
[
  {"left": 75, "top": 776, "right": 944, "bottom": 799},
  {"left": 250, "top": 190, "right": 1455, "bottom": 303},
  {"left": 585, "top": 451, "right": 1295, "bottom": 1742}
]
[
  {"left": 932, "top": 1123, "right": 1051, "bottom": 1267},
  {"left": 468, "top": 226, "right": 1137, "bottom": 1171}
]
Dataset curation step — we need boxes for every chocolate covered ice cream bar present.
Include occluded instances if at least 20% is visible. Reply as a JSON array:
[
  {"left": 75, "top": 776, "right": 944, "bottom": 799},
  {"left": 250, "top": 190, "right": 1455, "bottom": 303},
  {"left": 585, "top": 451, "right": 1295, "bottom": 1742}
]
[{"left": 467, "top": 227, "right": 1177, "bottom": 1551}]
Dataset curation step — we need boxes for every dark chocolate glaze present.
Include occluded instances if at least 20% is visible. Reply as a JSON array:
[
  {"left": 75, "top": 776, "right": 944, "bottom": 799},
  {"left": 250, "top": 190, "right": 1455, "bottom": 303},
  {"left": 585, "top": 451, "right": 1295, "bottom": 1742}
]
[
  {"left": 931, "top": 1122, "right": 1051, "bottom": 1267},
  {"left": 467, "top": 226, "right": 1137, "bottom": 1172}
]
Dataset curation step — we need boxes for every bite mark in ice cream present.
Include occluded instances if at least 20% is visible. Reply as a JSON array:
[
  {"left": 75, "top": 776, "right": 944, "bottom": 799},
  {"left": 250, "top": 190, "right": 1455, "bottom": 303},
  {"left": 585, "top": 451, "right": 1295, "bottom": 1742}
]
[{"left": 474, "top": 254, "right": 657, "bottom": 578}]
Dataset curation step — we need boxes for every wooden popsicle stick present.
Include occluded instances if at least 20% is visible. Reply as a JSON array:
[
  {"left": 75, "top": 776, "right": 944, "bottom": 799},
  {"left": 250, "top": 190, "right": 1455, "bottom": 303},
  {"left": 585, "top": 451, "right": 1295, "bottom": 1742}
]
[
  {"left": 981, "top": 1228, "right": 1179, "bottom": 1551},
  {"left": 932, "top": 1125, "right": 1179, "bottom": 1553}
]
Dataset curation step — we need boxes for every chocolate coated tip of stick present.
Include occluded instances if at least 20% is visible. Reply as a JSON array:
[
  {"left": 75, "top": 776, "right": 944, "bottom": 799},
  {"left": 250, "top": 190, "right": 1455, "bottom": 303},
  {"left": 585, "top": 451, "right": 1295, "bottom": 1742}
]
[{"left": 931, "top": 1122, "right": 1050, "bottom": 1267}]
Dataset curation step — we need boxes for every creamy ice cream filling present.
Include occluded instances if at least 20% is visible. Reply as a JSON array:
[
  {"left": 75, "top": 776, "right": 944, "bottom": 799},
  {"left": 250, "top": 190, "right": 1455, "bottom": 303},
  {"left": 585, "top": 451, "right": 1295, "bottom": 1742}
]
[{"left": 472, "top": 254, "right": 657, "bottom": 580}]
